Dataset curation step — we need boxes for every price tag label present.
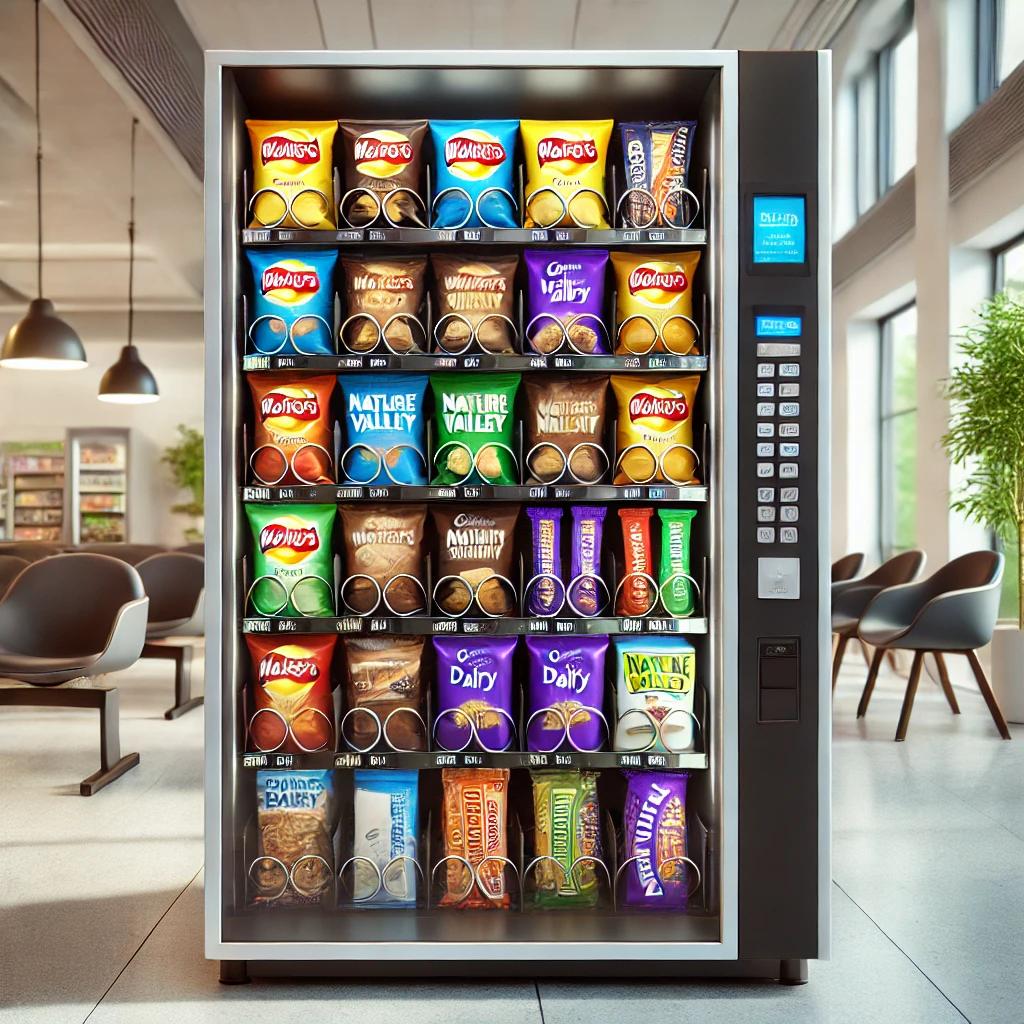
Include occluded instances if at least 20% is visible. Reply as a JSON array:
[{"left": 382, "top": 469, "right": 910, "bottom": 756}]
[
  {"left": 368, "top": 753, "right": 391, "bottom": 767},
  {"left": 648, "top": 230, "right": 667, "bottom": 242},
  {"left": 369, "top": 618, "right": 387, "bottom": 632},
  {"left": 243, "top": 754, "right": 267, "bottom": 768},
  {"left": 555, "top": 620, "right": 575, "bottom": 633},
  {"left": 245, "top": 487, "right": 270, "bottom": 501},
  {"left": 528, "top": 486, "right": 547, "bottom": 499},
  {"left": 621, "top": 230, "right": 640, "bottom": 242},
  {"left": 554, "top": 753, "right": 573, "bottom": 765},
  {"left": 531, "top": 230, "right": 548, "bottom": 242},
  {"left": 368, "top": 487, "right": 391, "bottom": 499},
  {"left": 463, "top": 357, "right": 480, "bottom": 368},
  {"left": 336, "top": 617, "right": 362, "bottom": 633},
  {"left": 334, "top": 753, "right": 361, "bottom": 768},
  {"left": 434, "top": 753, "right": 458, "bottom": 766},
  {"left": 623, "top": 356, "right": 641, "bottom": 369},
  {"left": 338, "top": 230, "right": 362, "bottom": 242},
  {"left": 528, "top": 619, "right": 549, "bottom": 632},
  {"left": 244, "top": 618, "right": 271, "bottom": 632},
  {"left": 463, "top": 486, "right": 481, "bottom": 499},
  {"left": 617, "top": 753, "right": 642, "bottom": 767},
  {"left": 433, "top": 619, "right": 458, "bottom": 633},
  {"left": 463, "top": 753, "right": 484, "bottom": 766},
  {"left": 436, "top": 230, "right": 457, "bottom": 242},
  {"left": 462, "top": 229, "right": 482, "bottom": 242},
  {"left": 336, "top": 487, "right": 361, "bottom": 500},
  {"left": 277, "top": 620, "right": 297, "bottom": 632},
  {"left": 249, "top": 229, "right": 271, "bottom": 243},
  {"left": 528, "top": 753, "right": 549, "bottom": 766},
  {"left": 645, "top": 753, "right": 668, "bottom": 767},
  {"left": 271, "top": 754, "right": 295, "bottom": 768},
  {"left": 619, "top": 618, "right": 642, "bottom": 633},
  {"left": 368, "top": 229, "right": 386, "bottom": 241},
  {"left": 368, "top": 356, "right": 387, "bottom": 368},
  {"left": 529, "top": 356, "right": 546, "bottom": 369}
]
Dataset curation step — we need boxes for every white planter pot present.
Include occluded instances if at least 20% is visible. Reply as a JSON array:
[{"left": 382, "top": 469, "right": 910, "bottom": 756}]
[{"left": 990, "top": 625, "right": 1024, "bottom": 724}]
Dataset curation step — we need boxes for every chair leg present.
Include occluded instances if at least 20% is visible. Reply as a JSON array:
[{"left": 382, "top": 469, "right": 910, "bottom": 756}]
[
  {"left": 82, "top": 687, "right": 141, "bottom": 796},
  {"left": 932, "top": 653, "right": 960, "bottom": 714},
  {"left": 895, "top": 651, "right": 924, "bottom": 742},
  {"left": 965, "top": 649, "right": 1012, "bottom": 739},
  {"left": 832, "top": 635, "right": 849, "bottom": 691},
  {"left": 858, "top": 639, "right": 873, "bottom": 667},
  {"left": 142, "top": 642, "right": 204, "bottom": 719},
  {"left": 857, "top": 649, "right": 885, "bottom": 718}
]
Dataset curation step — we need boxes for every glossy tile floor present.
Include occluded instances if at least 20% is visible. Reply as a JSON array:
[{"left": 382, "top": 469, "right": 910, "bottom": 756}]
[{"left": 1, "top": 652, "right": 1021, "bottom": 1023}]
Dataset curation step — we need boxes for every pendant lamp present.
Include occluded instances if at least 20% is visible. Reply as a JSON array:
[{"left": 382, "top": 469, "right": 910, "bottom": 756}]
[
  {"left": 1, "top": 0, "right": 87, "bottom": 370},
  {"left": 98, "top": 117, "right": 159, "bottom": 404}
]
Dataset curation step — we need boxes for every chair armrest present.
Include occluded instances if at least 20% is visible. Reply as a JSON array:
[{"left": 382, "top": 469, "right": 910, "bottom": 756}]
[
  {"left": 93, "top": 597, "right": 150, "bottom": 676},
  {"left": 900, "top": 579, "right": 1003, "bottom": 651},
  {"left": 832, "top": 582, "right": 885, "bottom": 623},
  {"left": 857, "top": 580, "right": 931, "bottom": 641}
]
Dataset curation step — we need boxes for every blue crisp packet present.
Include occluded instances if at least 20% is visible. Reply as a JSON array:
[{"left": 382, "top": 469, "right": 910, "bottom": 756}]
[
  {"left": 338, "top": 372, "right": 428, "bottom": 485},
  {"left": 353, "top": 770, "right": 419, "bottom": 906},
  {"left": 247, "top": 248, "right": 337, "bottom": 355},
  {"left": 430, "top": 120, "right": 519, "bottom": 228}
]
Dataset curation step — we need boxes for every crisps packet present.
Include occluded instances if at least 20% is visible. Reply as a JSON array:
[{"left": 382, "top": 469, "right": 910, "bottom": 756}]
[
  {"left": 531, "top": 770, "right": 603, "bottom": 907},
  {"left": 430, "top": 372, "right": 521, "bottom": 485},
  {"left": 440, "top": 768, "right": 510, "bottom": 909},
  {"left": 352, "top": 770, "right": 419, "bottom": 906},
  {"left": 524, "top": 374, "right": 608, "bottom": 484},
  {"left": 622, "top": 770, "right": 691, "bottom": 909},
  {"left": 246, "top": 635, "right": 337, "bottom": 754},
  {"left": 613, "top": 636, "right": 697, "bottom": 753},
  {"left": 521, "top": 119, "right": 613, "bottom": 228},
  {"left": 248, "top": 373, "right": 335, "bottom": 485},
  {"left": 611, "top": 251, "right": 701, "bottom": 355},
  {"left": 339, "top": 255, "right": 427, "bottom": 354},
  {"left": 342, "top": 637, "right": 426, "bottom": 752},
  {"left": 657, "top": 509, "right": 697, "bottom": 617},
  {"left": 246, "top": 248, "right": 337, "bottom": 356},
  {"left": 434, "top": 636, "right": 517, "bottom": 752},
  {"left": 338, "top": 119, "right": 428, "bottom": 227},
  {"left": 430, "top": 120, "right": 519, "bottom": 228},
  {"left": 245, "top": 503, "right": 335, "bottom": 617},
  {"left": 338, "top": 372, "right": 427, "bottom": 484},
  {"left": 430, "top": 254, "right": 518, "bottom": 354},
  {"left": 611, "top": 374, "right": 701, "bottom": 485},
  {"left": 619, "top": 121, "right": 698, "bottom": 228},
  {"left": 246, "top": 120, "right": 336, "bottom": 229}
]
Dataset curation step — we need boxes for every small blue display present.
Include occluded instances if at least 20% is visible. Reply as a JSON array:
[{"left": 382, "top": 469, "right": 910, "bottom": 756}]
[
  {"left": 753, "top": 195, "right": 806, "bottom": 264},
  {"left": 756, "top": 315, "right": 803, "bottom": 338}
]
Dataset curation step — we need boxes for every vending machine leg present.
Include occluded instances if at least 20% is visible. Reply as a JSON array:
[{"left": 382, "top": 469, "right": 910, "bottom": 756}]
[
  {"left": 779, "top": 959, "right": 808, "bottom": 985},
  {"left": 219, "top": 960, "right": 250, "bottom": 985}
]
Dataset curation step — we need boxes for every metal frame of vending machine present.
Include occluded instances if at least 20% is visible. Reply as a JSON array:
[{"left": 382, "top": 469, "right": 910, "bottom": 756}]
[{"left": 204, "top": 50, "right": 830, "bottom": 982}]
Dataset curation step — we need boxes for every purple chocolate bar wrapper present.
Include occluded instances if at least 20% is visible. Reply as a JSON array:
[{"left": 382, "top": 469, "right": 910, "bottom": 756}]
[
  {"left": 527, "top": 507, "right": 564, "bottom": 616},
  {"left": 433, "top": 636, "right": 517, "bottom": 751},
  {"left": 623, "top": 771, "right": 690, "bottom": 909},
  {"left": 525, "top": 635, "right": 608, "bottom": 752},
  {"left": 525, "top": 249, "right": 609, "bottom": 353},
  {"left": 567, "top": 506, "right": 606, "bottom": 617}
]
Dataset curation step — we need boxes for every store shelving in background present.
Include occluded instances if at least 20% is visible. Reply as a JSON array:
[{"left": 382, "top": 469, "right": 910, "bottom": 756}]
[
  {"left": 66, "top": 429, "right": 130, "bottom": 544},
  {"left": 4, "top": 441, "right": 67, "bottom": 542}
]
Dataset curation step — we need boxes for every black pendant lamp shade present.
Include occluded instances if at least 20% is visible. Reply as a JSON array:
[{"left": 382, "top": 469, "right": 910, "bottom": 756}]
[
  {"left": 0, "top": 0, "right": 86, "bottom": 371},
  {"left": 98, "top": 117, "right": 159, "bottom": 404}
]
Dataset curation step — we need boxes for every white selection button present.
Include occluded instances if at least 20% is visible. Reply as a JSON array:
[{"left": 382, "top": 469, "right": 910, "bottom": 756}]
[
  {"left": 779, "top": 383, "right": 800, "bottom": 397},
  {"left": 780, "top": 487, "right": 799, "bottom": 502},
  {"left": 780, "top": 506, "right": 799, "bottom": 523},
  {"left": 779, "top": 402, "right": 800, "bottom": 417},
  {"left": 779, "top": 463, "right": 799, "bottom": 478},
  {"left": 780, "top": 527, "right": 799, "bottom": 544},
  {"left": 757, "top": 462, "right": 775, "bottom": 478},
  {"left": 757, "top": 557, "right": 800, "bottom": 599},
  {"left": 756, "top": 402, "right": 776, "bottom": 417},
  {"left": 757, "top": 443, "right": 775, "bottom": 457},
  {"left": 780, "top": 443, "right": 800, "bottom": 457},
  {"left": 780, "top": 363, "right": 800, "bottom": 377},
  {"left": 779, "top": 423, "right": 800, "bottom": 436},
  {"left": 756, "top": 383, "right": 775, "bottom": 397},
  {"left": 757, "top": 487, "right": 776, "bottom": 502},
  {"left": 756, "top": 342, "right": 802, "bottom": 357},
  {"left": 757, "top": 506, "right": 776, "bottom": 522},
  {"left": 757, "top": 423, "right": 775, "bottom": 437},
  {"left": 757, "top": 363, "right": 775, "bottom": 378},
  {"left": 757, "top": 527, "right": 776, "bottom": 544}
]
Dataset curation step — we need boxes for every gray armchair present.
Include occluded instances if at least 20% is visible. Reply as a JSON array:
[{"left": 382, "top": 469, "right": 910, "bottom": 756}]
[
  {"left": 75, "top": 542, "right": 168, "bottom": 565},
  {"left": 0, "top": 555, "right": 28, "bottom": 600},
  {"left": 0, "top": 541, "right": 62, "bottom": 563},
  {"left": 857, "top": 551, "right": 1009, "bottom": 741},
  {"left": 0, "top": 553, "right": 148, "bottom": 793}
]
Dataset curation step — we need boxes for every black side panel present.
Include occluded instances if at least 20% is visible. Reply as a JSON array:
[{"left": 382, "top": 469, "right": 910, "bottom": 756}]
[{"left": 737, "top": 51, "right": 822, "bottom": 959}]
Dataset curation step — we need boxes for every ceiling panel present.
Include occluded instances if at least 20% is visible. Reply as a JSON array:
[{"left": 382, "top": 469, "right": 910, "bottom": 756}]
[
  {"left": 573, "top": 0, "right": 728, "bottom": 49},
  {"left": 315, "top": 0, "right": 374, "bottom": 49},
  {"left": 717, "top": 0, "right": 803, "bottom": 49},
  {"left": 176, "top": 0, "right": 325, "bottom": 50}
]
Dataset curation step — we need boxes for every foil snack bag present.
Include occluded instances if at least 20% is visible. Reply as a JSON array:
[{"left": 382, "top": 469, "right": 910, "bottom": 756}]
[
  {"left": 430, "top": 372, "right": 521, "bottom": 485},
  {"left": 248, "top": 372, "right": 335, "bottom": 485},
  {"left": 567, "top": 506, "right": 607, "bottom": 616},
  {"left": 353, "top": 769, "right": 419, "bottom": 907},
  {"left": 338, "top": 372, "right": 427, "bottom": 484},
  {"left": 342, "top": 637, "right": 426, "bottom": 752},
  {"left": 434, "top": 636, "right": 517, "bottom": 752},
  {"left": 524, "top": 374, "right": 608, "bottom": 484},
  {"left": 246, "top": 635, "right": 337, "bottom": 754},
  {"left": 246, "top": 120, "right": 336, "bottom": 228},
  {"left": 338, "top": 119, "right": 428, "bottom": 227},
  {"left": 619, "top": 121, "right": 697, "bottom": 228},
  {"left": 531, "top": 770, "right": 603, "bottom": 907},
  {"left": 611, "top": 251, "right": 701, "bottom": 355},
  {"left": 440, "top": 768, "right": 510, "bottom": 909},
  {"left": 431, "top": 253, "right": 518, "bottom": 354},
  {"left": 338, "top": 504, "right": 427, "bottom": 616},
  {"left": 622, "top": 770, "right": 690, "bottom": 910},
  {"left": 246, "top": 248, "right": 337, "bottom": 356},
  {"left": 245, "top": 503, "right": 335, "bottom": 617},
  {"left": 614, "top": 637, "right": 697, "bottom": 753},
  {"left": 658, "top": 509, "right": 697, "bottom": 617},
  {"left": 525, "top": 635, "right": 608, "bottom": 753},
  {"left": 611, "top": 373, "right": 701, "bottom": 485},
  {"left": 521, "top": 119, "right": 613, "bottom": 228},
  {"left": 430, "top": 120, "right": 519, "bottom": 228},
  {"left": 340, "top": 255, "right": 427, "bottom": 353},
  {"left": 524, "top": 249, "right": 609, "bottom": 354}
]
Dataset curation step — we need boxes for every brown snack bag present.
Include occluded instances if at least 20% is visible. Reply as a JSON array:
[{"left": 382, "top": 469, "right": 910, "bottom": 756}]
[
  {"left": 430, "top": 504, "right": 520, "bottom": 617},
  {"left": 440, "top": 768, "right": 510, "bottom": 909},
  {"left": 342, "top": 637, "right": 426, "bottom": 752},
  {"left": 524, "top": 374, "right": 608, "bottom": 484},
  {"left": 339, "top": 504, "right": 426, "bottom": 615},
  {"left": 430, "top": 254, "right": 519, "bottom": 354},
  {"left": 340, "top": 255, "right": 427, "bottom": 353}
]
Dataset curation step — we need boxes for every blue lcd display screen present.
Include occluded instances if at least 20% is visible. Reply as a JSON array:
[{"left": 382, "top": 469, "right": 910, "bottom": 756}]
[
  {"left": 752, "top": 195, "right": 806, "bottom": 264},
  {"left": 756, "top": 315, "right": 803, "bottom": 338}
]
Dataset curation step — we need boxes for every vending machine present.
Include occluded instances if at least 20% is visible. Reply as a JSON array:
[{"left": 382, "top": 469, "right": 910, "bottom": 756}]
[{"left": 204, "top": 50, "right": 830, "bottom": 984}]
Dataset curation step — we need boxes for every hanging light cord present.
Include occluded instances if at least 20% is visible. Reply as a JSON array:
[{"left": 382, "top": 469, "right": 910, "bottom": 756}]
[
  {"left": 127, "top": 117, "right": 137, "bottom": 347},
  {"left": 34, "top": 0, "right": 42, "bottom": 298}
]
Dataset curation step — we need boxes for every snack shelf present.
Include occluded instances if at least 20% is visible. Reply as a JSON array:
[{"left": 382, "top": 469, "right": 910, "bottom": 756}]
[
  {"left": 241, "top": 483, "right": 709, "bottom": 503},
  {"left": 241, "top": 226, "right": 708, "bottom": 247},
  {"left": 239, "top": 749, "right": 709, "bottom": 771},
  {"left": 241, "top": 615, "right": 709, "bottom": 636}
]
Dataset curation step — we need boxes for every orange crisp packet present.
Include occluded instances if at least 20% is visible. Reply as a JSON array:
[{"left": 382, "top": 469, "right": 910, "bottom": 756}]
[
  {"left": 611, "top": 251, "right": 701, "bottom": 355},
  {"left": 246, "top": 120, "right": 337, "bottom": 228},
  {"left": 440, "top": 768, "right": 510, "bottom": 909}
]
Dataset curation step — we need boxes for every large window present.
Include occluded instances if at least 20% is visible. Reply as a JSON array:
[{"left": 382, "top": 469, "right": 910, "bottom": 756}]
[
  {"left": 879, "top": 305, "right": 918, "bottom": 557},
  {"left": 978, "top": 0, "right": 1024, "bottom": 101}
]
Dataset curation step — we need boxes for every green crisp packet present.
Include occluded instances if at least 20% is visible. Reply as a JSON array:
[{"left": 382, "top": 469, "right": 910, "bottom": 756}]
[
  {"left": 245, "top": 503, "right": 336, "bottom": 616},
  {"left": 530, "top": 770, "right": 603, "bottom": 908},
  {"left": 430, "top": 372, "right": 520, "bottom": 485},
  {"left": 657, "top": 508, "right": 696, "bottom": 617}
]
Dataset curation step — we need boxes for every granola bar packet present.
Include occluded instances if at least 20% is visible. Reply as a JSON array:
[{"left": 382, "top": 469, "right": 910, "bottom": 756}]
[
  {"left": 622, "top": 770, "right": 691, "bottom": 909},
  {"left": 352, "top": 769, "right": 419, "bottom": 907},
  {"left": 524, "top": 249, "right": 609, "bottom": 355},
  {"left": 524, "top": 374, "right": 608, "bottom": 484}
]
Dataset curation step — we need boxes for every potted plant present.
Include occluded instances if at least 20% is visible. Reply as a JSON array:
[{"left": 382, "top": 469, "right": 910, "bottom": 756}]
[
  {"left": 162, "top": 424, "right": 204, "bottom": 542},
  {"left": 943, "top": 292, "right": 1024, "bottom": 722}
]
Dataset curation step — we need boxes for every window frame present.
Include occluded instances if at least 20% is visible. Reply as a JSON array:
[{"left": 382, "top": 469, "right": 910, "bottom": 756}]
[
  {"left": 977, "top": 0, "right": 1001, "bottom": 102},
  {"left": 877, "top": 17, "right": 915, "bottom": 191},
  {"left": 993, "top": 230, "right": 1024, "bottom": 292}
]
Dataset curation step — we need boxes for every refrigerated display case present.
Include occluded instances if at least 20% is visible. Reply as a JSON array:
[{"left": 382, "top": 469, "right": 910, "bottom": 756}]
[
  {"left": 5, "top": 441, "right": 66, "bottom": 542},
  {"left": 66, "top": 428, "right": 130, "bottom": 544},
  {"left": 204, "top": 50, "right": 829, "bottom": 983}
]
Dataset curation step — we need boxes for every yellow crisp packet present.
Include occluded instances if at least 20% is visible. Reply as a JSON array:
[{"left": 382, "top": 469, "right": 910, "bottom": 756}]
[
  {"left": 521, "top": 119, "right": 613, "bottom": 229},
  {"left": 246, "top": 120, "right": 337, "bottom": 229},
  {"left": 611, "top": 374, "right": 701, "bottom": 485},
  {"left": 611, "top": 251, "right": 701, "bottom": 355}
]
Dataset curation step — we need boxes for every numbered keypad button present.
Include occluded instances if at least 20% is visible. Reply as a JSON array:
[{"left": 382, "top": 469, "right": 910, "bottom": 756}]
[
  {"left": 779, "top": 402, "right": 800, "bottom": 417},
  {"left": 780, "top": 442, "right": 799, "bottom": 457},
  {"left": 780, "top": 487, "right": 799, "bottom": 502},
  {"left": 780, "top": 506, "right": 799, "bottom": 523},
  {"left": 757, "top": 462, "right": 775, "bottom": 478},
  {"left": 779, "top": 363, "right": 800, "bottom": 377},
  {"left": 756, "top": 402, "right": 776, "bottom": 417},
  {"left": 757, "top": 527, "right": 776, "bottom": 544},
  {"left": 757, "top": 443, "right": 775, "bottom": 457},
  {"left": 756, "top": 383, "right": 775, "bottom": 397},
  {"left": 757, "top": 363, "right": 775, "bottom": 378},
  {"left": 779, "top": 422, "right": 800, "bottom": 436},
  {"left": 779, "top": 463, "right": 798, "bottom": 478},
  {"left": 779, "top": 383, "right": 800, "bottom": 398},
  {"left": 757, "top": 487, "right": 776, "bottom": 502},
  {"left": 757, "top": 423, "right": 775, "bottom": 437},
  {"left": 757, "top": 506, "right": 776, "bottom": 522},
  {"left": 780, "top": 527, "right": 798, "bottom": 543}
]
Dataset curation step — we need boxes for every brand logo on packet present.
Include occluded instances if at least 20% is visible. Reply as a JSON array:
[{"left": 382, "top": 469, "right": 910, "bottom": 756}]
[
  {"left": 261, "top": 259, "right": 320, "bottom": 305},
  {"left": 537, "top": 134, "right": 598, "bottom": 168},
  {"left": 628, "top": 264, "right": 688, "bottom": 295},
  {"left": 354, "top": 130, "right": 414, "bottom": 178},
  {"left": 628, "top": 388, "right": 689, "bottom": 424},
  {"left": 260, "top": 388, "right": 319, "bottom": 423},
  {"left": 445, "top": 130, "right": 506, "bottom": 180},
  {"left": 259, "top": 516, "right": 319, "bottom": 563},
  {"left": 261, "top": 134, "right": 321, "bottom": 166},
  {"left": 259, "top": 649, "right": 320, "bottom": 684}
]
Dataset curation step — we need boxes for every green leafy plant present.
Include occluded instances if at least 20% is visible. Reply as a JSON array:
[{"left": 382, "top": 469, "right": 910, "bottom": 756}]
[
  {"left": 943, "top": 292, "right": 1024, "bottom": 628},
  {"left": 162, "top": 425, "right": 204, "bottom": 540}
]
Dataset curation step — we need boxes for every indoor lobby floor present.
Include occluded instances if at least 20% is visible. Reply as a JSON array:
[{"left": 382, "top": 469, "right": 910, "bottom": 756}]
[{"left": 2, "top": 653, "right": 1022, "bottom": 1024}]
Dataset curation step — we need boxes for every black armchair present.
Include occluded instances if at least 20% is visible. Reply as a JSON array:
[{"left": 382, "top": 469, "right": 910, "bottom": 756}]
[
  {"left": 831, "top": 552, "right": 865, "bottom": 583},
  {"left": 0, "top": 555, "right": 28, "bottom": 600}
]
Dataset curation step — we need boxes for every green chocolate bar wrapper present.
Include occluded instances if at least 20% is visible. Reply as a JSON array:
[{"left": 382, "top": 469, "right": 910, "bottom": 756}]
[{"left": 657, "top": 508, "right": 696, "bottom": 617}]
